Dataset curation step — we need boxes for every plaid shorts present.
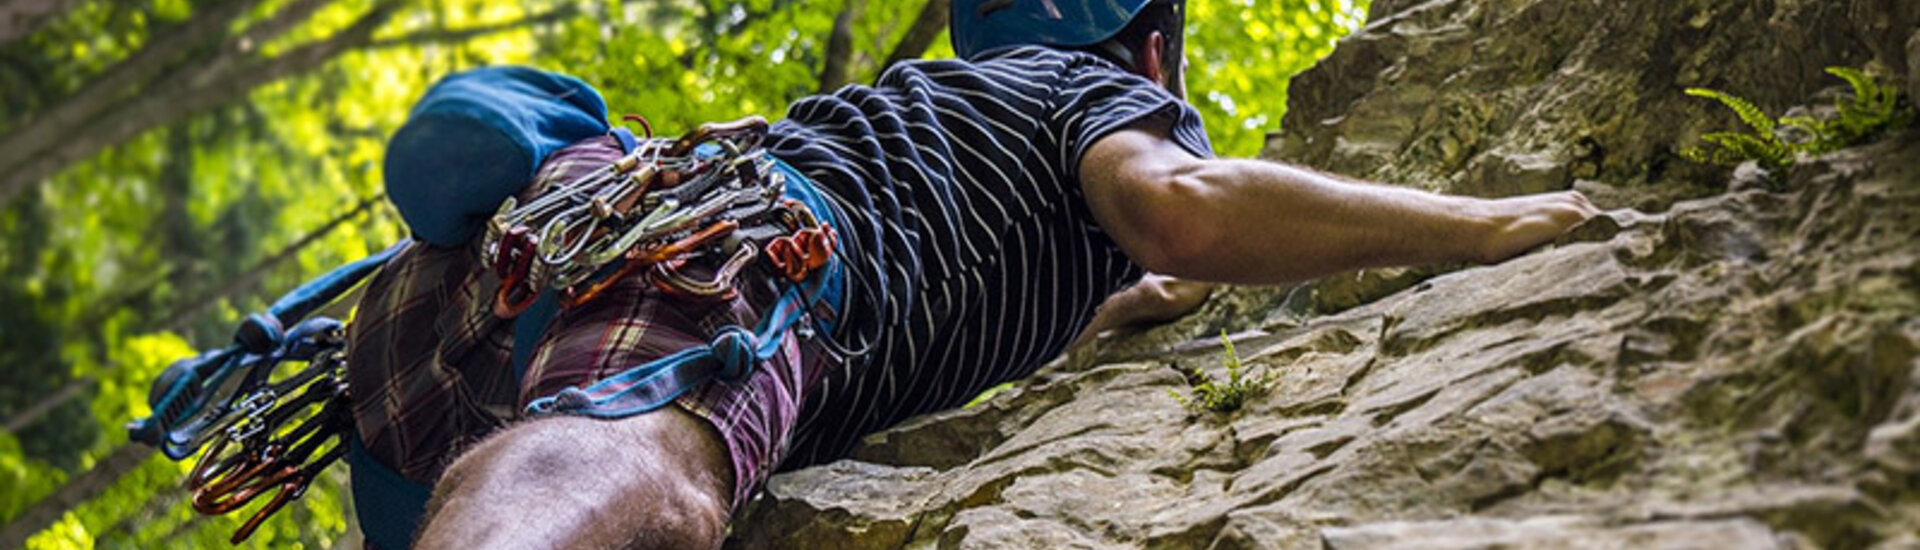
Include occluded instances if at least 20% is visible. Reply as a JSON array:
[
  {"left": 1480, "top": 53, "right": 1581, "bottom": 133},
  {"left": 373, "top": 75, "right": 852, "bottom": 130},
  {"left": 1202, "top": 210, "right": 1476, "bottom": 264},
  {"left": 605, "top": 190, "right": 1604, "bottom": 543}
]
[{"left": 346, "top": 136, "right": 834, "bottom": 510}]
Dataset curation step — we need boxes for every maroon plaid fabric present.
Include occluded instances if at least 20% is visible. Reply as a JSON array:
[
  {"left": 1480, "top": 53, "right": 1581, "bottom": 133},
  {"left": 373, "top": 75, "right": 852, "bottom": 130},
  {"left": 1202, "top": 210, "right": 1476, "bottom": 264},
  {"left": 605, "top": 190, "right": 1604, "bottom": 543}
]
[{"left": 346, "top": 136, "right": 830, "bottom": 510}]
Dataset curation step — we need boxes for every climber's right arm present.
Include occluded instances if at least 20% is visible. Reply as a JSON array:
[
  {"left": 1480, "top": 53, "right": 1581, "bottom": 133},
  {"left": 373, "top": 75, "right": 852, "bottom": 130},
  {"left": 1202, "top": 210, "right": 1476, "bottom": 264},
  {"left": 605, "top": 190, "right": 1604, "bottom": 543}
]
[{"left": 1079, "top": 119, "right": 1598, "bottom": 285}]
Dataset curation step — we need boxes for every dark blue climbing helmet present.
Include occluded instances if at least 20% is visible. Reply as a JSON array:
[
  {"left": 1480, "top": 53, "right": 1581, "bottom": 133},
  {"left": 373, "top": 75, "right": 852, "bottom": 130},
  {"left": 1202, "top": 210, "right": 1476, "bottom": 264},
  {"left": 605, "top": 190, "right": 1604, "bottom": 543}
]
[{"left": 949, "top": 0, "right": 1183, "bottom": 60}]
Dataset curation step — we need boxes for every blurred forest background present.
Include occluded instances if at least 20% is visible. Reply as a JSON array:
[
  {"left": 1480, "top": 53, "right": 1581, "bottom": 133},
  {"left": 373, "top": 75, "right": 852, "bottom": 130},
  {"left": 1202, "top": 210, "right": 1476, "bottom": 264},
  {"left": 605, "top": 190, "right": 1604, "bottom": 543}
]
[{"left": 0, "top": 0, "right": 1368, "bottom": 547}]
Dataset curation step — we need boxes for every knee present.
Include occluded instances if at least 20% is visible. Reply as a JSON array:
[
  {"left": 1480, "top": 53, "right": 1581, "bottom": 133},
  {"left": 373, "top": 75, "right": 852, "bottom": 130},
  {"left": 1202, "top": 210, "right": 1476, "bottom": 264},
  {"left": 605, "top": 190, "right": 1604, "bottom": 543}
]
[{"left": 424, "top": 415, "right": 733, "bottom": 550}]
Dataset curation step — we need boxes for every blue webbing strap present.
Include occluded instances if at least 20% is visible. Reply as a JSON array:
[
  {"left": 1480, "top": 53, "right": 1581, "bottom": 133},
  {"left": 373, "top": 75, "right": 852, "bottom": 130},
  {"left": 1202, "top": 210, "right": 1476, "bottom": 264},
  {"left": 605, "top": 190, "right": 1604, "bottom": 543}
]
[
  {"left": 352, "top": 159, "right": 845, "bottom": 547},
  {"left": 267, "top": 241, "right": 408, "bottom": 323},
  {"left": 524, "top": 159, "right": 845, "bottom": 419}
]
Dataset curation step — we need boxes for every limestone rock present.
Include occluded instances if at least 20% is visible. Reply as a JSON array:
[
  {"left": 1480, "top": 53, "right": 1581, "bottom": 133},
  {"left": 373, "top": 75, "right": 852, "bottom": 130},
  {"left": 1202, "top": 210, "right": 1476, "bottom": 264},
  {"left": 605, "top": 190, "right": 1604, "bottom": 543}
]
[
  {"left": 1320, "top": 516, "right": 1787, "bottom": 550},
  {"left": 726, "top": 0, "right": 1920, "bottom": 547}
]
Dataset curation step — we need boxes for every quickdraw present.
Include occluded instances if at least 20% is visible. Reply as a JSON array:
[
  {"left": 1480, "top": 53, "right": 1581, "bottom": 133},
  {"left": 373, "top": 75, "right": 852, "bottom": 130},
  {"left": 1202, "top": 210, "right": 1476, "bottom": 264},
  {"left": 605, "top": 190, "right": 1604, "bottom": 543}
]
[
  {"left": 483, "top": 115, "right": 837, "bottom": 317},
  {"left": 128, "top": 242, "right": 399, "bottom": 543}
]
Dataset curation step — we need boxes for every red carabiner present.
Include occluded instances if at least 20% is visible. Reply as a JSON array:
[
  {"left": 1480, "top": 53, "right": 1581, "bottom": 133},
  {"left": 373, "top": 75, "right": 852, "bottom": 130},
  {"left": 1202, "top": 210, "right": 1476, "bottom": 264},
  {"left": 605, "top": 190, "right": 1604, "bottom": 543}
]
[{"left": 492, "top": 226, "right": 541, "bottom": 318}]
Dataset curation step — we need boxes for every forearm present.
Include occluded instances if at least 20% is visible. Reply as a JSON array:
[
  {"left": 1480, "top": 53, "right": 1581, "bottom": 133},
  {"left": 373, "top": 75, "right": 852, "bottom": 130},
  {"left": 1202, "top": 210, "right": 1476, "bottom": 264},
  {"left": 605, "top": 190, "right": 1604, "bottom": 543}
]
[
  {"left": 1151, "top": 159, "right": 1494, "bottom": 284},
  {"left": 1084, "top": 126, "right": 1596, "bottom": 286}
]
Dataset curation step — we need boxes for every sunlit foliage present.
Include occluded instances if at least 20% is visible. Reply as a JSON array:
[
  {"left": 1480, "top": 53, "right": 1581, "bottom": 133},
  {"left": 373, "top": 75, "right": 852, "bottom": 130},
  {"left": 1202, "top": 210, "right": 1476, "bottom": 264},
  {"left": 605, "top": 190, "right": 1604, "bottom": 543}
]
[{"left": 1188, "top": 0, "right": 1371, "bottom": 157}]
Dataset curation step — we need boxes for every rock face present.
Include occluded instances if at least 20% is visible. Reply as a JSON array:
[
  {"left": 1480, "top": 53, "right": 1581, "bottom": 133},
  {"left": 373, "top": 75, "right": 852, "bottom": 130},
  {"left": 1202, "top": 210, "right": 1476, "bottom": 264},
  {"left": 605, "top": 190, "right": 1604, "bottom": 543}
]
[{"left": 726, "top": 1, "right": 1920, "bottom": 548}]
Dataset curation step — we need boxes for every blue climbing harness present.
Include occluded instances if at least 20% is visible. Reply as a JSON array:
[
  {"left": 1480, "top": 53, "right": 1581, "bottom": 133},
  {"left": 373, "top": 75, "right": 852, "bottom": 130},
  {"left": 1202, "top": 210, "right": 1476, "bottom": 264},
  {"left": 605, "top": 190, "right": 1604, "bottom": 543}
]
[{"left": 130, "top": 103, "right": 848, "bottom": 548}]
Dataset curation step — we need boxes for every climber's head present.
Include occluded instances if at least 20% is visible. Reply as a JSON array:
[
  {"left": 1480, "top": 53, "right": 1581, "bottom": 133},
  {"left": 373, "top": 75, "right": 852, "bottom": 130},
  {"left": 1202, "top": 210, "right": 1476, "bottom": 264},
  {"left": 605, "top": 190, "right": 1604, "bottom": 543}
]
[{"left": 950, "top": 0, "right": 1188, "bottom": 98}]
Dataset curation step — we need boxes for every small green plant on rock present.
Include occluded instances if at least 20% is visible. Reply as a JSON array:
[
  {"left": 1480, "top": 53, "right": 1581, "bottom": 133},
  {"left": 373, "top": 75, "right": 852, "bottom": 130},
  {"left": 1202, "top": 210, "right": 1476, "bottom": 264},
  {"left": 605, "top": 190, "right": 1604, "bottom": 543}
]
[
  {"left": 1681, "top": 87, "right": 1795, "bottom": 171},
  {"left": 1170, "top": 331, "right": 1275, "bottom": 414},
  {"left": 1681, "top": 66, "right": 1912, "bottom": 181}
]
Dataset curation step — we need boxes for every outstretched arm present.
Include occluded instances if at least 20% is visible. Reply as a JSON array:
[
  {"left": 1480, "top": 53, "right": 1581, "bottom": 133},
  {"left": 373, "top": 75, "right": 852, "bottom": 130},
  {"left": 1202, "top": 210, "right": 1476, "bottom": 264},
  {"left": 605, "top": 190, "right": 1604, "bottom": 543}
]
[{"left": 1081, "top": 121, "right": 1598, "bottom": 285}]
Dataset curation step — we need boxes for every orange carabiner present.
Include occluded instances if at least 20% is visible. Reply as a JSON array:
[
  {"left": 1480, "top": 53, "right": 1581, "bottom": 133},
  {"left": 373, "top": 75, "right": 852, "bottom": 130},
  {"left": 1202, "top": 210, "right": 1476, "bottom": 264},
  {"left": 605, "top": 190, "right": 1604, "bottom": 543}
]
[
  {"left": 192, "top": 449, "right": 293, "bottom": 515},
  {"left": 638, "top": 220, "right": 738, "bottom": 265},
  {"left": 563, "top": 220, "right": 739, "bottom": 309},
  {"left": 766, "top": 226, "right": 835, "bottom": 283},
  {"left": 228, "top": 476, "right": 307, "bottom": 544}
]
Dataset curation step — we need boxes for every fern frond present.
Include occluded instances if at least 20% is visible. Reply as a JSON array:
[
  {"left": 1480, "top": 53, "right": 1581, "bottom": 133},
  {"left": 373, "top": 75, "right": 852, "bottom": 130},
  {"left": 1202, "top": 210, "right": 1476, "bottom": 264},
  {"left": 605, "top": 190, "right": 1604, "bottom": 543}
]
[
  {"left": 1699, "top": 132, "right": 1791, "bottom": 169},
  {"left": 1825, "top": 67, "right": 1878, "bottom": 107},
  {"left": 1825, "top": 67, "right": 1905, "bottom": 144},
  {"left": 1776, "top": 115, "right": 1825, "bottom": 132},
  {"left": 1679, "top": 66, "right": 1912, "bottom": 179},
  {"left": 1679, "top": 146, "right": 1715, "bottom": 164},
  {"left": 1170, "top": 331, "right": 1273, "bottom": 414},
  {"left": 1687, "top": 87, "right": 1776, "bottom": 137},
  {"left": 1779, "top": 115, "right": 1842, "bottom": 154}
]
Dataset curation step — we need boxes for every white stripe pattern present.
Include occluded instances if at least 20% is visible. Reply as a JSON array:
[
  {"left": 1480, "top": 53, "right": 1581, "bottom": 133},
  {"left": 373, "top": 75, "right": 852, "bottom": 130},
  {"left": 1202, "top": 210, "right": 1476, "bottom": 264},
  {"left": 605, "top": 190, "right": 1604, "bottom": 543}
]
[{"left": 766, "top": 46, "right": 1215, "bottom": 469}]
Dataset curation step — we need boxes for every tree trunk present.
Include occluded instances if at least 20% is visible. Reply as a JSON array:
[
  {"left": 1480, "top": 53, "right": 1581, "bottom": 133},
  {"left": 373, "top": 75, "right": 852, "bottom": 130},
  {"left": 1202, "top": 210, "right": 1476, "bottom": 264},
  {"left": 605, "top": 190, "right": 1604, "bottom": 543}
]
[
  {"left": 0, "top": 0, "right": 257, "bottom": 180},
  {"left": 817, "top": 0, "right": 866, "bottom": 93},
  {"left": 882, "top": 0, "right": 949, "bottom": 72}
]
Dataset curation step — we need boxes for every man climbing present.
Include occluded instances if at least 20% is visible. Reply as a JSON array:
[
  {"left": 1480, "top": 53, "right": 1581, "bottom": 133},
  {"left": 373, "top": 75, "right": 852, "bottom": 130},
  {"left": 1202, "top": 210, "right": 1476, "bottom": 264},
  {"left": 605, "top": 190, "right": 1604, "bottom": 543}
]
[{"left": 348, "top": 1, "right": 1599, "bottom": 548}]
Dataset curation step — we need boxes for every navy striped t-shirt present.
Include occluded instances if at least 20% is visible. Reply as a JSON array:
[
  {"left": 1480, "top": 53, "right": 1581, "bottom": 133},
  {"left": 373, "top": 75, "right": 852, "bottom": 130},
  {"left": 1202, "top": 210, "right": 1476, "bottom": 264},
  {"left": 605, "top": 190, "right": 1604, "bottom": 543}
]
[{"left": 766, "top": 46, "right": 1215, "bottom": 468}]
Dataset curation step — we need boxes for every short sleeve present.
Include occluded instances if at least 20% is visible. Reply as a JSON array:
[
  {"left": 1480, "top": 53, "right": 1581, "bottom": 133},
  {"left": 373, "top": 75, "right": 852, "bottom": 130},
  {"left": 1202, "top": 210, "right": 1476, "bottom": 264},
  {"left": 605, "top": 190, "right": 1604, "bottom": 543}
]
[{"left": 1050, "top": 60, "right": 1215, "bottom": 184}]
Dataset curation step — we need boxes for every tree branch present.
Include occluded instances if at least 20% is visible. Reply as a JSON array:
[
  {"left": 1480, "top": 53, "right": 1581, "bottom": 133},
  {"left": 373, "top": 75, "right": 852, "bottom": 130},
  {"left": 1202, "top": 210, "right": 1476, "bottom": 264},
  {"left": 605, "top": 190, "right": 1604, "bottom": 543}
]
[
  {"left": 165, "top": 194, "right": 383, "bottom": 333},
  {"left": 0, "top": 444, "right": 156, "bottom": 549},
  {"left": 0, "top": 376, "right": 93, "bottom": 434},
  {"left": 0, "top": 0, "right": 259, "bottom": 194},
  {"left": 0, "top": 0, "right": 400, "bottom": 203},
  {"left": 235, "top": 0, "right": 338, "bottom": 53},
  {"left": 0, "top": 194, "right": 378, "bottom": 435},
  {"left": 882, "top": 0, "right": 949, "bottom": 72},
  {"left": 365, "top": 3, "right": 580, "bottom": 50}
]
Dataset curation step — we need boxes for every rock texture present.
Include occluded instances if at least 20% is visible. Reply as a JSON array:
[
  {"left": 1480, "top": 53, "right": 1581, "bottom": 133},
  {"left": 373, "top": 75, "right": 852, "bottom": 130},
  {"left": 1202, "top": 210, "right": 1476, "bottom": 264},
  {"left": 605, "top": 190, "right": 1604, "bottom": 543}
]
[{"left": 726, "top": 1, "right": 1920, "bottom": 548}]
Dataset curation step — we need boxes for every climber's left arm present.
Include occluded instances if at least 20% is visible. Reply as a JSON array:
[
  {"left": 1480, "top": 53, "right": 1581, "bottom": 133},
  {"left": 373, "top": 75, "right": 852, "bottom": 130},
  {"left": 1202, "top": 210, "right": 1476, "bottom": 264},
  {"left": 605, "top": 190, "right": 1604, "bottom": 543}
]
[{"left": 1069, "top": 273, "right": 1216, "bottom": 350}]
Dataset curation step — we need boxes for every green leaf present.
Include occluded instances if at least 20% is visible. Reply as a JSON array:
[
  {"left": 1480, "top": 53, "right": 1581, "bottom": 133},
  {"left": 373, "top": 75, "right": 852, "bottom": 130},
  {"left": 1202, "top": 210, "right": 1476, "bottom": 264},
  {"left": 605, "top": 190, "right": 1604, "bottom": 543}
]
[{"left": 1686, "top": 87, "right": 1776, "bottom": 138}]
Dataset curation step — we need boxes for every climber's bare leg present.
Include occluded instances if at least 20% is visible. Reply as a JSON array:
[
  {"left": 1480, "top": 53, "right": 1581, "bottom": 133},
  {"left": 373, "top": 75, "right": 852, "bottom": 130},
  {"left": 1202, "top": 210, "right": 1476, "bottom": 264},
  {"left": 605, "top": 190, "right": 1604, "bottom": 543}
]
[{"left": 413, "top": 408, "right": 733, "bottom": 550}]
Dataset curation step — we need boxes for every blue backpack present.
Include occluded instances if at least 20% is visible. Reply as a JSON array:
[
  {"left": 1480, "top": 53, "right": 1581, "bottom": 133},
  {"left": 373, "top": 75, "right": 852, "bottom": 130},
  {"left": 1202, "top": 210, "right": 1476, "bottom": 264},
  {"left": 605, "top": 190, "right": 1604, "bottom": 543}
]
[
  {"left": 384, "top": 66, "right": 615, "bottom": 246},
  {"left": 361, "top": 66, "right": 622, "bottom": 550}
]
